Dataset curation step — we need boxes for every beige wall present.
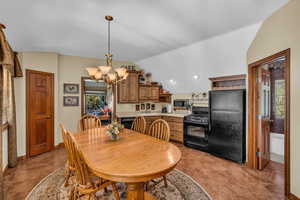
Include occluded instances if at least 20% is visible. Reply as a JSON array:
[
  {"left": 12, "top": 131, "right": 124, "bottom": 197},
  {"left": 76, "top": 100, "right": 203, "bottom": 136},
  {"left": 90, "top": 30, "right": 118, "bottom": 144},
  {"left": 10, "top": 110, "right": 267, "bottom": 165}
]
[
  {"left": 14, "top": 52, "right": 134, "bottom": 157},
  {"left": 247, "top": 0, "right": 300, "bottom": 197},
  {"left": 15, "top": 52, "right": 59, "bottom": 157},
  {"left": 58, "top": 55, "right": 133, "bottom": 136}
]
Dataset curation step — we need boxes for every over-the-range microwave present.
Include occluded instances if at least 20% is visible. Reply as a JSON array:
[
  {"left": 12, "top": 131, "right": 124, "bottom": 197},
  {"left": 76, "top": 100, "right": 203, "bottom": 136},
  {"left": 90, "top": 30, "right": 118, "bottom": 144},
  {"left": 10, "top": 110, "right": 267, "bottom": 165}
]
[{"left": 173, "top": 99, "right": 189, "bottom": 110}]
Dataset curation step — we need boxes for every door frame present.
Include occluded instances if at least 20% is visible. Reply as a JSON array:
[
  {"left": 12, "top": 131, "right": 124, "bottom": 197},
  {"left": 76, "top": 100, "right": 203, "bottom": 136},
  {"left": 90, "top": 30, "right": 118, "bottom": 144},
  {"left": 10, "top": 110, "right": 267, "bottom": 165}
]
[
  {"left": 26, "top": 69, "right": 55, "bottom": 158},
  {"left": 247, "top": 49, "right": 290, "bottom": 197}
]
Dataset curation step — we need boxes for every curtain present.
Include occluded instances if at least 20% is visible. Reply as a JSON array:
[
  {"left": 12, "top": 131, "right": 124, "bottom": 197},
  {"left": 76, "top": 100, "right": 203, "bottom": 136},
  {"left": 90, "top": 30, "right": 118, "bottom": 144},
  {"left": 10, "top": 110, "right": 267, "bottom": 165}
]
[
  {"left": 0, "top": 66, "right": 4, "bottom": 200},
  {"left": 0, "top": 27, "right": 20, "bottom": 169},
  {"left": 0, "top": 25, "right": 21, "bottom": 199}
]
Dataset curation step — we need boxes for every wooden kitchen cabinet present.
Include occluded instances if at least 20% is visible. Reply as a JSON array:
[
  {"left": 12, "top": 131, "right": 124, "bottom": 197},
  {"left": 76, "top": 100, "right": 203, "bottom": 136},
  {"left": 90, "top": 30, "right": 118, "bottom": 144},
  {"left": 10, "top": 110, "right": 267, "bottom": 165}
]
[
  {"left": 162, "top": 116, "right": 184, "bottom": 143},
  {"left": 139, "top": 85, "right": 159, "bottom": 102},
  {"left": 118, "top": 71, "right": 140, "bottom": 103},
  {"left": 144, "top": 115, "right": 184, "bottom": 143},
  {"left": 144, "top": 116, "right": 161, "bottom": 133},
  {"left": 150, "top": 86, "right": 159, "bottom": 101},
  {"left": 139, "top": 85, "right": 149, "bottom": 101}
]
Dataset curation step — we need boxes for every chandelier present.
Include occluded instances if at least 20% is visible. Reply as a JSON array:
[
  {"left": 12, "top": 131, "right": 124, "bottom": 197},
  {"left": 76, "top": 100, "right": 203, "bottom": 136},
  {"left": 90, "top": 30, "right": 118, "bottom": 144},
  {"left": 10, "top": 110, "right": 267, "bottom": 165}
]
[{"left": 86, "top": 16, "right": 128, "bottom": 85}]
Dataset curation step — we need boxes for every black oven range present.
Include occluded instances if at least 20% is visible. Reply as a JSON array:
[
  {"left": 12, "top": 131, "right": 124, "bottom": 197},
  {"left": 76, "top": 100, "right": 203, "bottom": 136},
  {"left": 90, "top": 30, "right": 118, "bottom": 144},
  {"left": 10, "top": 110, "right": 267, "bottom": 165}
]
[{"left": 183, "top": 107, "right": 209, "bottom": 152}]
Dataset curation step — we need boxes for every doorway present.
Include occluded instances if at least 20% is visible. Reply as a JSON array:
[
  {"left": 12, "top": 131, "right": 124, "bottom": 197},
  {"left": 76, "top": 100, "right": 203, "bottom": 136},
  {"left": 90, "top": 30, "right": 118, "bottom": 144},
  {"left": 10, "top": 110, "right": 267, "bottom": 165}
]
[
  {"left": 26, "top": 69, "right": 54, "bottom": 157},
  {"left": 248, "top": 49, "right": 290, "bottom": 197}
]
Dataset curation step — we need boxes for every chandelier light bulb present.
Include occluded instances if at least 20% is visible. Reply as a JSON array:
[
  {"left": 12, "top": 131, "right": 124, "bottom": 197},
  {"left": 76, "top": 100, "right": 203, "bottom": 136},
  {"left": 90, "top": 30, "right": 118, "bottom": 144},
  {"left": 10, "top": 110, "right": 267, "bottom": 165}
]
[{"left": 94, "top": 71, "right": 103, "bottom": 80}]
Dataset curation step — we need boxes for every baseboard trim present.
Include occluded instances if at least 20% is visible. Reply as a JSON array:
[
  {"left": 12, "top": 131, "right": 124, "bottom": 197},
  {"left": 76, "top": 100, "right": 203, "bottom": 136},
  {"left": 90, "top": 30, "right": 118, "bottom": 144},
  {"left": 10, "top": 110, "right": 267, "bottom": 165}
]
[
  {"left": 289, "top": 193, "right": 300, "bottom": 200},
  {"left": 3, "top": 144, "right": 64, "bottom": 175},
  {"left": 3, "top": 165, "right": 8, "bottom": 175},
  {"left": 55, "top": 142, "right": 64, "bottom": 149}
]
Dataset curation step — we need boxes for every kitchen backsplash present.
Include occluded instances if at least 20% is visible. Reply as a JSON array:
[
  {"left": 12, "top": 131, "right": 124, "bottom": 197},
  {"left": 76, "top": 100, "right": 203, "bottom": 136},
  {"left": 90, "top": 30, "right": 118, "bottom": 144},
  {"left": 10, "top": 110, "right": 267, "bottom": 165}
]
[
  {"left": 116, "top": 92, "right": 209, "bottom": 114},
  {"left": 116, "top": 103, "right": 166, "bottom": 113}
]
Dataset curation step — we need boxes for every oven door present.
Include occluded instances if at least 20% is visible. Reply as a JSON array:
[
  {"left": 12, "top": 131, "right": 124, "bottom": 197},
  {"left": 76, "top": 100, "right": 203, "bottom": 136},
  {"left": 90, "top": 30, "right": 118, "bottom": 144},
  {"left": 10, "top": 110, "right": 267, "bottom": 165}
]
[{"left": 184, "top": 122, "right": 209, "bottom": 151}]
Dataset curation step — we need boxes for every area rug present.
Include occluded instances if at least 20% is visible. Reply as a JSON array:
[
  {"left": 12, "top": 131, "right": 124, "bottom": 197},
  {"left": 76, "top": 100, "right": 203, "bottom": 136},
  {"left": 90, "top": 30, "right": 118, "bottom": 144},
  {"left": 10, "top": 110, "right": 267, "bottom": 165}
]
[{"left": 25, "top": 168, "right": 212, "bottom": 200}]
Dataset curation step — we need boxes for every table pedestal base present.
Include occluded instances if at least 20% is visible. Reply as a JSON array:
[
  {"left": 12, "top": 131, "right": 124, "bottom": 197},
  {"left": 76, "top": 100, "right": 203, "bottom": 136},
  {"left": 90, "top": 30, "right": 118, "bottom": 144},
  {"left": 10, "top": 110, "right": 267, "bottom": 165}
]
[{"left": 127, "top": 182, "right": 156, "bottom": 200}]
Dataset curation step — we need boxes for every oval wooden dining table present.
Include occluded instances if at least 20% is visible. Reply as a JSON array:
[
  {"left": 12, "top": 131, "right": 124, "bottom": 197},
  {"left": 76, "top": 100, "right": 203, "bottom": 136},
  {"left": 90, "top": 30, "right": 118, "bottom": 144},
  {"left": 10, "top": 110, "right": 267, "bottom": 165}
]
[{"left": 73, "top": 127, "right": 182, "bottom": 200}]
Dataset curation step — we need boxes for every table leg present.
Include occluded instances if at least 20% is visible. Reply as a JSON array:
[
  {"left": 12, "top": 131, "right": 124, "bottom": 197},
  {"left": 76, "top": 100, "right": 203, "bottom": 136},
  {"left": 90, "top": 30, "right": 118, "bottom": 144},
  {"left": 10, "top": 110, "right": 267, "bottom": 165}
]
[
  {"left": 127, "top": 182, "right": 157, "bottom": 200},
  {"left": 127, "top": 182, "right": 145, "bottom": 200}
]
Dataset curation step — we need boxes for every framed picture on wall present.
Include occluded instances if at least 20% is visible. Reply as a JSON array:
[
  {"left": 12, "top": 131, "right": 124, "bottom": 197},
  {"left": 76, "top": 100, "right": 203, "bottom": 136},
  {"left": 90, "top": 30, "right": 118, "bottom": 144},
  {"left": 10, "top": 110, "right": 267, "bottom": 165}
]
[
  {"left": 64, "top": 83, "right": 79, "bottom": 94},
  {"left": 63, "top": 96, "right": 79, "bottom": 106}
]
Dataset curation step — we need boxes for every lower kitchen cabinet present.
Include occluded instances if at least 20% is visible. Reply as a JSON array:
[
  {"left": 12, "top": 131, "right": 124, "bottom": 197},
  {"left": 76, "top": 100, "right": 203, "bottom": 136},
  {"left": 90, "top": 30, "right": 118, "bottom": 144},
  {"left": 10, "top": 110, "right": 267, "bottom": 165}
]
[
  {"left": 162, "top": 116, "right": 184, "bottom": 143},
  {"left": 144, "top": 116, "right": 161, "bottom": 133},
  {"left": 144, "top": 116, "right": 184, "bottom": 143}
]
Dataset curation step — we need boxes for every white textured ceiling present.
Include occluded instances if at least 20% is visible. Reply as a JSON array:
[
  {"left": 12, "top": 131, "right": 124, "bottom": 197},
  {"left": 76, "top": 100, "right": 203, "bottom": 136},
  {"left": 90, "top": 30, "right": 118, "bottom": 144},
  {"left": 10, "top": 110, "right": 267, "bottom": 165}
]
[{"left": 1, "top": 0, "right": 287, "bottom": 61}]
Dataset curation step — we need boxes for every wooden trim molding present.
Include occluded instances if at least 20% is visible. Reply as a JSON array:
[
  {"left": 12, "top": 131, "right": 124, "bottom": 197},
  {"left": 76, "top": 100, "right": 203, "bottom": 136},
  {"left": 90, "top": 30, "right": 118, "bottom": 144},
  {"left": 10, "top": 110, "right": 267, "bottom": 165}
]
[
  {"left": 1, "top": 123, "right": 8, "bottom": 132},
  {"left": 247, "top": 49, "right": 291, "bottom": 198},
  {"left": 209, "top": 74, "right": 246, "bottom": 81},
  {"left": 289, "top": 193, "right": 300, "bottom": 200}
]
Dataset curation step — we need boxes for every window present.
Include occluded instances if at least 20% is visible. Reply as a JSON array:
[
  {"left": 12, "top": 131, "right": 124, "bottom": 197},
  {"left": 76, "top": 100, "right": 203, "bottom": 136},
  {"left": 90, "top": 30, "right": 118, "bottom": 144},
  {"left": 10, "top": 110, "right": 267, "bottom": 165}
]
[
  {"left": 275, "top": 80, "right": 285, "bottom": 118},
  {"left": 82, "top": 79, "right": 108, "bottom": 116}
]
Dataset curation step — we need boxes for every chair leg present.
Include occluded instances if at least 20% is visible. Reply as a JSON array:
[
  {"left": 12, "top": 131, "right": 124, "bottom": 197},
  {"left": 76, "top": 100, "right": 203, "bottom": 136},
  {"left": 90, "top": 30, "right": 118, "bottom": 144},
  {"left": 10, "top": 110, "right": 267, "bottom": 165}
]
[
  {"left": 64, "top": 169, "right": 71, "bottom": 187},
  {"left": 163, "top": 176, "right": 168, "bottom": 188},
  {"left": 145, "top": 182, "right": 149, "bottom": 191},
  {"left": 111, "top": 183, "right": 120, "bottom": 200}
]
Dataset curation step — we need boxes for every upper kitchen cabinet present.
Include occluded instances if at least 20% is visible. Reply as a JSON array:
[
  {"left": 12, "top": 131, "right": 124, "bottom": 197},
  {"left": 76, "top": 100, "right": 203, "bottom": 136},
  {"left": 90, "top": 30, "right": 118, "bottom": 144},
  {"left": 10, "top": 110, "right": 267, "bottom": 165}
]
[
  {"left": 209, "top": 74, "right": 246, "bottom": 91},
  {"left": 139, "top": 85, "right": 159, "bottom": 102},
  {"left": 118, "top": 70, "right": 140, "bottom": 103}
]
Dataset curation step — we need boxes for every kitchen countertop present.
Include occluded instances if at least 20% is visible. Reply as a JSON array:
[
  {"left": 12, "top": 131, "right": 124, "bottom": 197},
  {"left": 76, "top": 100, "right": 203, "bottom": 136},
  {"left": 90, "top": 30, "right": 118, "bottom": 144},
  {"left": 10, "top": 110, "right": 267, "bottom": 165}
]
[{"left": 116, "top": 112, "right": 189, "bottom": 118}]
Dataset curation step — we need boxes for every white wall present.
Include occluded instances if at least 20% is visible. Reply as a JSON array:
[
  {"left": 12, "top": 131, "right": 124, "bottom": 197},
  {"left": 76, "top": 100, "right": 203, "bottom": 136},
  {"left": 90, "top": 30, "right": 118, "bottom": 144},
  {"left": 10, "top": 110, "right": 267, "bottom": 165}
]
[
  {"left": 270, "top": 133, "right": 284, "bottom": 156},
  {"left": 136, "top": 23, "right": 261, "bottom": 93}
]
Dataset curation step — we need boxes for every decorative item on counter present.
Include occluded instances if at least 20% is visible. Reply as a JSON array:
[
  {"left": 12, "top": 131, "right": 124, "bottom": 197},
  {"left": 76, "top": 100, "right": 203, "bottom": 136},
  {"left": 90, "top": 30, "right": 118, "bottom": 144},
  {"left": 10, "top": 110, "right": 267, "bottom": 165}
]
[
  {"left": 141, "top": 103, "right": 145, "bottom": 111},
  {"left": 146, "top": 103, "right": 151, "bottom": 110},
  {"left": 138, "top": 74, "right": 145, "bottom": 84},
  {"left": 151, "top": 104, "right": 155, "bottom": 111},
  {"left": 145, "top": 73, "right": 152, "bottom": 84},
  {"left": 135, "top": 104, "right": 140, "bottom": 112},
  {"left": 122, "top": 64, "right": 138, "bottom": 71},
  {"left": 106, "top": 121, "right": 123, "bottom": 141}
]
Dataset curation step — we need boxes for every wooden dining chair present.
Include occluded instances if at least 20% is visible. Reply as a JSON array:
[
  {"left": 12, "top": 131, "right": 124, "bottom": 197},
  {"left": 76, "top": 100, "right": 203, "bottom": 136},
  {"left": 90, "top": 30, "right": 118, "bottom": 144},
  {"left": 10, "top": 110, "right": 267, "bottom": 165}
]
[
  {"left": 131, "top": 116, "right": 146, "bottom": 133},
  {"left": 79, "top": 114, "right": 101, "bottom": 132},
  {"left": 60, "top": 124, "right": 75, "bottom": 187},
  {"left": 148, "top": 119, "right": 170, "bottom": 142},
  {"left": 147, "top": 119, "right": 170, "bottom": 189},
  {"left": 66, "top": 130, "right": 120, "bottom": 200}
]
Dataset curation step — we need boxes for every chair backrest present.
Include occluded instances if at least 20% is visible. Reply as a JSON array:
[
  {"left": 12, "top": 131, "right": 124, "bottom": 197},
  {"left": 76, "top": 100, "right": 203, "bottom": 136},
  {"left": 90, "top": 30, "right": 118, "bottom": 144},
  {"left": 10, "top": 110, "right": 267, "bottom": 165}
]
[
  {"left": 65, "top": 130, "right": 91, "bottom": 186},
  {"left": 131, "top": 116, "right": 146, "bottom": 133},
  {"left": 79, "top": 115, "right": 101, "bottom": 132},
  {"left": 148, "top": 119, "right": 170, "bottom": 142},
  {"left": 60, "top": 124, "right": 75, "bottom": 169}
]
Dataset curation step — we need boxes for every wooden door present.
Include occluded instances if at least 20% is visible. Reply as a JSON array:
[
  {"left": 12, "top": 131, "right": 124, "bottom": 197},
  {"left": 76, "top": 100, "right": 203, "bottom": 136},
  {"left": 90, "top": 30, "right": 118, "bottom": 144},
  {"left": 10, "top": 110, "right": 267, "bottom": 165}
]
[
  {"left": 26, "top": 70, "right": 54, "bottom": 157},
  {"left": 256, "top": 68, "right": 271, "bottom": 170}
]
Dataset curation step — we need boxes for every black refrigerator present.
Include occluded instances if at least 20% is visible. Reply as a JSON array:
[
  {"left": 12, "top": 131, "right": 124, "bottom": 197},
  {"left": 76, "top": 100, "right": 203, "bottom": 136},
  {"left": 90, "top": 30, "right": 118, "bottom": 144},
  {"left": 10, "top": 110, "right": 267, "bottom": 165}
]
[{"left": 209, "top": 90, "right": 246, "bottom": 164}]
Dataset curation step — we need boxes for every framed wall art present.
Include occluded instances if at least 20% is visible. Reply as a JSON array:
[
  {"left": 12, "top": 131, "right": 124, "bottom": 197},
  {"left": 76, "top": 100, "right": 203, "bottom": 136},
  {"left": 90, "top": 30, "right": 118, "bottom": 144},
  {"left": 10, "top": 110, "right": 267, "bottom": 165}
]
[
  {"left": 64, "top": 83, "right": 79, "bottom": 94},
  {"left": 63, "top": 96, "right": 79, "bottom": 106}
]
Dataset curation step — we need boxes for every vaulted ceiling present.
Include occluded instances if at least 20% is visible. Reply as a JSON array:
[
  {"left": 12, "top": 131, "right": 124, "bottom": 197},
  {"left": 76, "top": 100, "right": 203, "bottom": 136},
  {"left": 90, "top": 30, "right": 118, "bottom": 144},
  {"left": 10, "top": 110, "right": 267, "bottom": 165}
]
[{"left": 1, "top": 0, "right": 288, "bottom": 61}]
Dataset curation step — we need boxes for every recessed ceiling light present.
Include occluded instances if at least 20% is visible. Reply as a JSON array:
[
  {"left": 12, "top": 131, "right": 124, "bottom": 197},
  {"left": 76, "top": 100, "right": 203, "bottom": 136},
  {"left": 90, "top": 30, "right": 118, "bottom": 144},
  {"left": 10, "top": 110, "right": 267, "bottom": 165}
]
[{"left": 193, "top": 75, "right": 199, "bottom": 80}]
